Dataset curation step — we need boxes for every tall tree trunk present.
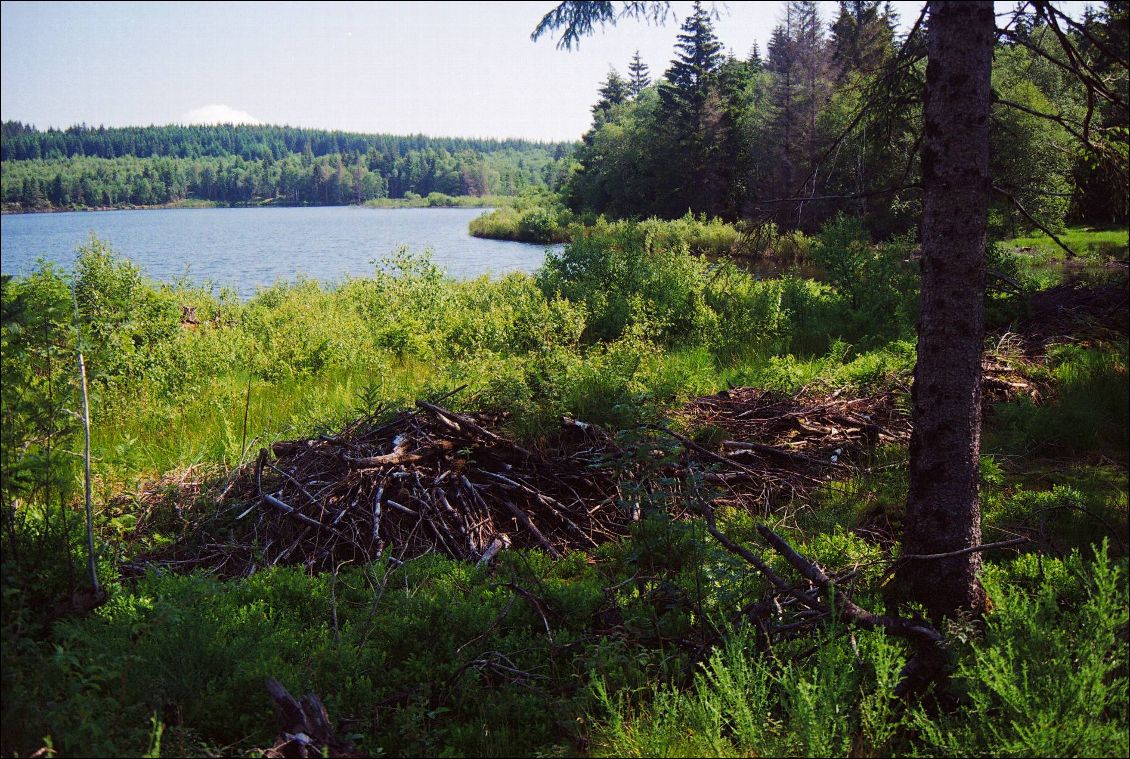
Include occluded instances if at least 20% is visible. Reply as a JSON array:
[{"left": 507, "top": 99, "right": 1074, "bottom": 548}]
[{"left": 898, "top": 0, "right": 994, "bottom": 620}]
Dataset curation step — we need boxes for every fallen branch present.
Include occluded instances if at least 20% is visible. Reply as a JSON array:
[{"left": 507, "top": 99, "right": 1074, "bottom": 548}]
[
  {"left": 898, "top": 536, "right": 1028, "bottom": 562},
  {"left": 695, "top": 500, "right": 948, "bottom": 692},
  {"left": 263, "top": 677, "right": 357, "bottom": 758}
]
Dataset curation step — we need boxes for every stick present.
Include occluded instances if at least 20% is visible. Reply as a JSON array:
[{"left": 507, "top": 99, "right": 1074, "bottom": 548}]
[
  {"left": 239, "top": 341, "right": 256, "bottom": 464},
  {"left": 480, "top": 471, "right": 596, "bottom": 547},
  {"left": 899, "top": 537, "right": 1027, "bottom": 562},
  {"left": 417, "top": 401, "right": 533, "bottom": 457},
  {"left": 77, "top": 346, "right": 100, "bottom": 594},
  {"left": 502, "top": 499, "right": 561, "bottom": 558},
  {"left": 384, "top": 499, "right": 419, "bottom": 517},
  {"left": 503, "top": 582, "right": 554, "bottom": 641},
  {"left": 722, "top": 439, "right": 847, "bottom": 469},
  {"left": 372, "top": 483, "right": 384, "bottom": 542},
  {"left": 254, "top": 450, "right": 340, "bottom": 534},
  {"left": 650, "top": 425, "right": 824, "bottom": 485},
  {"left": 477, "top": 533, "right": 510, "bottom": 566},
  {"left": 69, "top": 278, "right": 103, "bottom": 598}
]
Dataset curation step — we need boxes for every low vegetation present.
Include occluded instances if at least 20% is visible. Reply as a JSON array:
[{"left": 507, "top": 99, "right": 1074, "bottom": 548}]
[{"left": 2, "top": 217, "right": 1126, "bottom": 756}]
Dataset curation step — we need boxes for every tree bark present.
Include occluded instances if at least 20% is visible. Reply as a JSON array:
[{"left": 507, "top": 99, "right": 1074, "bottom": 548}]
[{"left": 898, "top": 0, "right": 994, "bottom": 620}]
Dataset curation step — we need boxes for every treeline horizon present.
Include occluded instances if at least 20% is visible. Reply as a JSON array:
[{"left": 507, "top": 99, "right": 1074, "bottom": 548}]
[
  {"left": 0, "top": 122, "right": 573, "bottom": 162},
  {"left": 0, "top": 122, "right": 576, "bottom": 210}
]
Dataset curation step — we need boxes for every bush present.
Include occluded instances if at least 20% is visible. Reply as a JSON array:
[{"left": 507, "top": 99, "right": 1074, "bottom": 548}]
[{"left": 810, "top": 214, "right": 918, "bottom": 345}]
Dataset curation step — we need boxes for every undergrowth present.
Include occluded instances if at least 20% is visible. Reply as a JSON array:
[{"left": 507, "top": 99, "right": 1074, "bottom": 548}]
[{"left": 2, "top": 219, "right": 1127, "bottom": 756}]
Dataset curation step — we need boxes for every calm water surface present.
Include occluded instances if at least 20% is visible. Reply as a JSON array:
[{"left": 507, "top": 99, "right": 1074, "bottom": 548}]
[{"left": 1, "top": 206, "right": 560, "bottom": 298}]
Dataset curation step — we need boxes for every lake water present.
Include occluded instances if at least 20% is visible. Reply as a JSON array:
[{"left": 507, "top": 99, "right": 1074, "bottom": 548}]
[{"left": 0, "top": 206, "right": 560, "bottom": 298}]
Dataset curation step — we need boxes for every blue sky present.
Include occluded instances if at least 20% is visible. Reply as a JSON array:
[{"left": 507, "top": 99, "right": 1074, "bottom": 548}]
[{"left": 0, "top": 1, "right": 1098, "bottom": 142}]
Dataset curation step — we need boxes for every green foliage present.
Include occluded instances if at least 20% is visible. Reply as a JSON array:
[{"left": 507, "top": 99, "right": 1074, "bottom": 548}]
[
  {"left": 1, "top": 266, "right": 85, "bottom": 607},
  {"left": 988, "top": 40, "right": 1078, "bottom": 237},
  {"left": 558, "top": 3, "right": 1125, "bottom": 237},
  {"left": 913, "top": 543, "right": 1129, "bottom": 757},
  {"left": 469, "top": 193, "right": 575, "bottom": 243},
  {"left": 810, "top": 214, "right": 918, "bottom": 345},
  {"left": 535, "top": 216, "right": 850, "bottom": 358},
  {"left": 987, "top": 342, "right": 1129, "bottom": 461},
  {"left": 591, "top": 544, "right": 1128, "bottom": 758},
  {"left": 985, "top": 469, "right": 1128, "bottom": 556},
  {"left": 2, "top": 532, "right": 749, "bottom": 758},
  {"left": 3, "top": 226, "right": 1127, "bottom": 758}
]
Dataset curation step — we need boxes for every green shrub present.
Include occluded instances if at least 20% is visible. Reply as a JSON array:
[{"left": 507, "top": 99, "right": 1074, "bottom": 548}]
[
  {"left": 913, "top": 543, "right": 1129, "bottom": 757},
  {"left": 469, "top": 198, "right": 573, "bottom": 243},
  {"left": 810, "top": 214, "right": 918, "bottom": 346},
  {"left": 538, "top": 218, "right": 720, "bottom": 346}
]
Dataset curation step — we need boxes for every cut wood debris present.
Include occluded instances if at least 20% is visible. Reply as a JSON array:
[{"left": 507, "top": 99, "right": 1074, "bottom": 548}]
[{"left": 127, "top": 388, "right": 913, "bottom": 576}]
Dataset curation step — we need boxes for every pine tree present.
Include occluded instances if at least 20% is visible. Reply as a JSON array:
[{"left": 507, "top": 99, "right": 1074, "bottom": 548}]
[
  {"left": 593, "top": 67, "right": 629, "bottom": 117},
  {"left": 627, "top": 50, "right": 651, "bottom": 96},
  {"left": 830, "top": 1, "right": 895, "bottom": 80},
  {"left": 659, "top": 1, "right": 724, "bottom": 121}
]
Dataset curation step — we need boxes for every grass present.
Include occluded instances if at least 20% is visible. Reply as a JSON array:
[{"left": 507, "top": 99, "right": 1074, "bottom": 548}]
[
  {"left": 1004, "top": 224, "right": 1130, "bottom": 257},
  {"left": 91, "top": 360, "right": 435, "bottom": 484},
  {"left": 999, "top": 224, "right": 1129, "bottom": 289}
]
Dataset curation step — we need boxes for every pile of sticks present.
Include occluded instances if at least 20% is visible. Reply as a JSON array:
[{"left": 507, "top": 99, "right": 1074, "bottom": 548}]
[
  {"left": 663, "top": 387, "right": 911, "bottom": 513},
  {"left": 682, "top": 387, "right": 910, "bottom": 457},
  {"left": 126, "top": 388, "right": 917, "bottom": 576},
  {"left": 1022, "top": 279, "right": 1129, "bottom": 345},
  {"left": 216, "top": 398, "right": 633, "bottom": 574}
]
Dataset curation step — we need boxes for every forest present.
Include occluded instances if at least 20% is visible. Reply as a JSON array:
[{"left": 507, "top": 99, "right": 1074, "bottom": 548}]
[
  {"left": 1, "top": 1, "right": 1128, "bottom": 757},
  {"left": 0, "top": 123, "right": 574, "bottom": 209}
]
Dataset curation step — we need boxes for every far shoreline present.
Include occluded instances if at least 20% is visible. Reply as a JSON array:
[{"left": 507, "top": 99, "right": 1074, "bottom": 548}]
[{"left": 1, "top": 195, "right": 511, "bottom": 216}]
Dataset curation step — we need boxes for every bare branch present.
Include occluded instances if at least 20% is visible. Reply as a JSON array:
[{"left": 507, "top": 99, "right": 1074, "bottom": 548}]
[
  {"left": 992, "top": 185, "right": 1080, "bottom": 258},
  {"left": 899, "top": 536, "right": 1028, "bottom": 562},
  {"left": 755, "top": 525, "right": 945, "bottom": 644},
  {"left": 1042, "top": 2, "right": 1128, "bottom": 69}
]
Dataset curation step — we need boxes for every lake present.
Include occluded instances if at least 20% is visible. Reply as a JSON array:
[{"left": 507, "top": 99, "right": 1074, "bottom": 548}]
[{"left": 0, "top": 206, "right": 560, "bottom": 298}]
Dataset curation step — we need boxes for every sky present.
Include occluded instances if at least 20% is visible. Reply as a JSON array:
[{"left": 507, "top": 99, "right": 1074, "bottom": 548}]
[{"left": 0, "top": 1, "right": 1100, "bottom": 143}]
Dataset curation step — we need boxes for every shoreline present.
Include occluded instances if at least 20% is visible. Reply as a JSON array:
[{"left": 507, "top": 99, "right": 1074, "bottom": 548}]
[{"left": 1, "top": 196, "right": 510, "bottom": 216}]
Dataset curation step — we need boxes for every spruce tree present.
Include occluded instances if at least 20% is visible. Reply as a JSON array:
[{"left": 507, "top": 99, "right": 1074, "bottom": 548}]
[
  {"left": 594, "top": 67, "right": 629, "bottom": 116},
  {"left": 656, "top": 1, "right": 726, "bottom": 216},
  {"left": 748, "top": 41, "right": 764, "bottom": 71},
  {"left": 627, "top": 50, "right": 651, "bottom": 96},
  {"left": 659, "top": 0, "right": 724, "bottom": 122},
  {"left": 585, "top": 68, "right": 630, "bottom": 143}
]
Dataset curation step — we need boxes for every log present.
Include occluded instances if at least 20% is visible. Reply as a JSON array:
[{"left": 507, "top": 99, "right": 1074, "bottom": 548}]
[{"left": 477, "top": 533, "right": 510, "bottom": 566}]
